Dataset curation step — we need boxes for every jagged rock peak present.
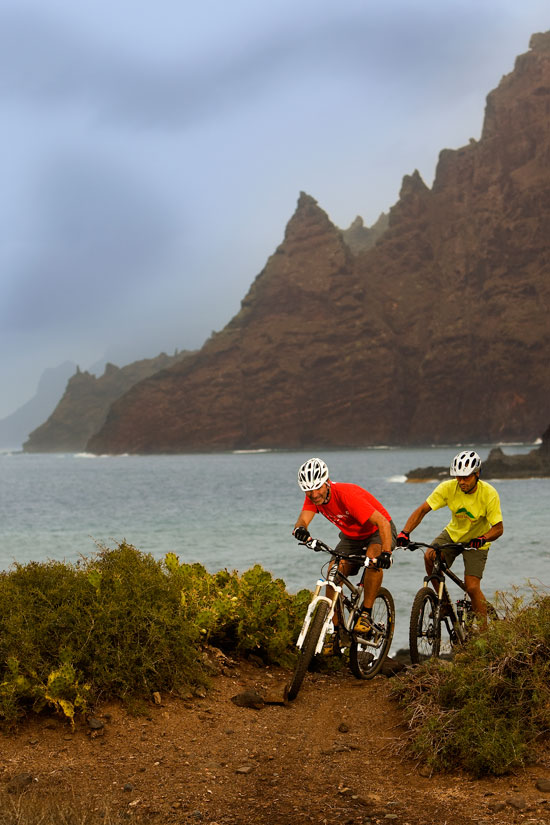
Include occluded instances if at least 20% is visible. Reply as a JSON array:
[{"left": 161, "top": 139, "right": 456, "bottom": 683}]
[
  {"left": 482, "top": 30, "right": 550, "bottom": 140},
  {"left": 399, "top": 169, "right": 429, "bottom": 198},
  {"left": 529, "top": 31, "right": 550, "bottom": 53},
  {"left": 282, "top": 191, "right": 337, "bottom": 245}
]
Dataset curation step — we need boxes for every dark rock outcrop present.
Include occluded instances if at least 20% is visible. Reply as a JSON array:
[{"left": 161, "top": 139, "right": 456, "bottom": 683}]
[
  {"left": 406, "top": 423, "right": 550, "bottom": 480},
  {"left": 88, "top": 32, "right": 550, "bottom": 454},
  {"left": 23, "top": 352, "right": 191, "bottom": 453}
]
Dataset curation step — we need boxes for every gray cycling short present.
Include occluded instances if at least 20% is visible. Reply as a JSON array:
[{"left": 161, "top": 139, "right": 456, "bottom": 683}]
[
  {"left": 335, "top": 521, "right": 397, "bottom": 574},
  {"left": 431, "top": 529, "right": 489, "bottom": 580}
]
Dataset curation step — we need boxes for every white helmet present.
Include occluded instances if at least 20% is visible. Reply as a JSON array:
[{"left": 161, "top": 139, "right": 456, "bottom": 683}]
[
  {"left": 298, "top": 457, "right": 329, "bottom": 491},
  {"left": 450, "top": 450, "right": 481, "bottom": 477}
]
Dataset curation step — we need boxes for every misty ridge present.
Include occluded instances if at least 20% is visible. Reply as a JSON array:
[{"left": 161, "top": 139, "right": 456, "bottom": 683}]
[{"left": 4, "top": 31, "right": 550, "bottom": 453}]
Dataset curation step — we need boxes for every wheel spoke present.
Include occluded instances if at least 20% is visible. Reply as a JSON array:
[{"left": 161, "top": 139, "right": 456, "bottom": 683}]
[
  {"left": 349, "top": 587, "right": 394, "bottom": 679},
  {"left": 409, "top": 589, "right": 440, "bottom": 663}
]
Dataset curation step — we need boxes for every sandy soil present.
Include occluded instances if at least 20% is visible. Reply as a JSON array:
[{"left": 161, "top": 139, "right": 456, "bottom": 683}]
[{"left": 1, "top": 653, "right": 550, "bottom": 825}]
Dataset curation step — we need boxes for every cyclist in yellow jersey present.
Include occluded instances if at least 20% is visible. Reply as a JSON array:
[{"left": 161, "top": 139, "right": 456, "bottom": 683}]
[{"left": 396, "top": 450, "right": 503, "bottom": 619}]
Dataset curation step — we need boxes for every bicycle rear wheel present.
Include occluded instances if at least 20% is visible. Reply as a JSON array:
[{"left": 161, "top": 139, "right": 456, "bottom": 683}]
[
  {"left": 287, "top": 601, "right": 329, "bottom": 701},
  {"left": 349, "top": 587, "right": 395, "bottom": 679},
  {"left": 409, "top": 588, "right": 440, "bottom": 664}
]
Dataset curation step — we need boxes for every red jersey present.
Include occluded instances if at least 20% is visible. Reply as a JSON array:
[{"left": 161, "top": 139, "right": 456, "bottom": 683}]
[{"left": 301, "top": 482, "right": 391, "bottom": 539}]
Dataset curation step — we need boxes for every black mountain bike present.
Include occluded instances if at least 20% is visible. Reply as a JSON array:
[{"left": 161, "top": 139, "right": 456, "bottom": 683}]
[
  {"left": 407, "top": 540, "right": 497, "bottom": 664},
  {"left": 287, "top": 538, "right": 395, "bottom": 700}
]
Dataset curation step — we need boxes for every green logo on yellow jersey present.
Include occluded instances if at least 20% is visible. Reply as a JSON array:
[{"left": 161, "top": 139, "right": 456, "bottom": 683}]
[{"left": 456, "top": 506, "right": 475, "bottom": 520}]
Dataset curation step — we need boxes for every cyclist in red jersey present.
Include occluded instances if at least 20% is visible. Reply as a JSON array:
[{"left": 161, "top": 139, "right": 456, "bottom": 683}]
[{"left": 292, "top": 457, "right": 396, "bottom": 636}]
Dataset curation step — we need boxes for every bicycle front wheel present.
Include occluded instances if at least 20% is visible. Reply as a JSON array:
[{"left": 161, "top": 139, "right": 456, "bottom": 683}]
[
  {"left": 287, "top": 601, "right": 329, "bottom": 701},
  {"left": 409, "top": 588, "right": 440, "bottom": 664},
  {"left": 349, "top": 587, "right": 395, "bottom": 679}
]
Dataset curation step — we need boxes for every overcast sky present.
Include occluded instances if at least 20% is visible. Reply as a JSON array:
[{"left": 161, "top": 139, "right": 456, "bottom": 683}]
[{"left": 1, "top": 0, "right": 549, "bottom": 419}]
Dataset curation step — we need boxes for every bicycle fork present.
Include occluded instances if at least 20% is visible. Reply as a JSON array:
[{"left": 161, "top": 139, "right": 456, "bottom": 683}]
[
  {"left": 296, "top": 579, "right": 341, "bottom": 656},
  {"left": 425, "top": 578, "right": 467, "bottom": 645}
]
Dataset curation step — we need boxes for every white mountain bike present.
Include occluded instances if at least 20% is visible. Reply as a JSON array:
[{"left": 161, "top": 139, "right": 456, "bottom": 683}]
[{"left": 287, "top": 538, "right": 395, "bottom": 700}]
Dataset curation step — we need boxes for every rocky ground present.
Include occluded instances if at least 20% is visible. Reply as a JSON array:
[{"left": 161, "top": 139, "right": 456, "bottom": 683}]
[{"left": 1, "top": 653, "right": 550, "bottom": 825}]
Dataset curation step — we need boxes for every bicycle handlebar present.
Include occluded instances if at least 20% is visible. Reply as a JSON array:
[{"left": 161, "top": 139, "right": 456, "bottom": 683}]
[
  {"left": 301, "top": 537, "right": 387, "bottom": 569},
  {"left": 406, "top": 540, "right": 468, "bottom": 552}
]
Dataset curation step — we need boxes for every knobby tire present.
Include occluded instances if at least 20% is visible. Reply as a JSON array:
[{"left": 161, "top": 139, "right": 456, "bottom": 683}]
[
  {"left": 349, "top": 586, "right": 395, "bottom": 679},
  {"left": 287, "top": 601, "right": 330, "bottom": 701},
  {"left": 409, "top": 588, "right": 440, "bottom": 664}
]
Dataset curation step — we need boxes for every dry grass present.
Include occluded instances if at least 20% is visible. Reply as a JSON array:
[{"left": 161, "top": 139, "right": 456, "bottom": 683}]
[
  {"left": 389, "top": 588, "right": 550, "bottom": 775},
  {"left": 0, "top": 791, "right": 119, "bottom": 825}
]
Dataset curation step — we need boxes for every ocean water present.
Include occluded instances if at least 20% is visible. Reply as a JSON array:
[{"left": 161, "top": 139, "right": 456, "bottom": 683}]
[{"left": 0, "top": 445, "right": 548, "bottom": 653}]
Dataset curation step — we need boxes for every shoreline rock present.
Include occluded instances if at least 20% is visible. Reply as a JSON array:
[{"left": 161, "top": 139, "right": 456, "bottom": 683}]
[{"left": 406, "top": 425, "right": 550, "bottom": 481}]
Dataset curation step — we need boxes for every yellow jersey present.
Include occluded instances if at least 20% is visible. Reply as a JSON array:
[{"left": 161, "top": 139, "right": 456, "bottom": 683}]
[{"left": 426, "top": 479, "right": 503, "bottom": 545}]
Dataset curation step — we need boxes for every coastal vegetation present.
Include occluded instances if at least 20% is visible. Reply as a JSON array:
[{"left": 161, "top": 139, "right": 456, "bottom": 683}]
[
  {"left": 0, "top": 542, "right": 309, "bottom": 727},
  {"left": 390, "top": 587, "right": 550, "bottom": 776},
  {"left": 1, "top": 544, "right": 548, "bottom": 778}
]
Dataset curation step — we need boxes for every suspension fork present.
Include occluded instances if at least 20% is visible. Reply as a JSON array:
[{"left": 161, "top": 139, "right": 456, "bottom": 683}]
[
  {"left": 296, "top": 578, "right": 342, "bottom": 652},
  {"left": 425, "top": 574, "right": 467, "bottom": 644},
  {"left": 423, "top": 571, "right": 447, "bottom": 619}
]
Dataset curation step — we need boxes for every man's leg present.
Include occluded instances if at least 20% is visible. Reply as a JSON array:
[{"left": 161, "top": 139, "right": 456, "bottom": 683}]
[
  {"left": 362, "top": 542, "right": 383, "bottom": 609},
  {"left": 464, "top": 575, "right": 487, "bottom": 624},
  {"left": 327, "top": 557, "right": 357, "bottom": 626},
  {"left": 463, "top": 546, "right": 489, "bottom": 626}
]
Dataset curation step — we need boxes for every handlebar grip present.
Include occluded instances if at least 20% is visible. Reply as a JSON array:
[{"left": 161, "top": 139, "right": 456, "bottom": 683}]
[{"left": 304, "top": 538, "right": 324, "bottom": 552}]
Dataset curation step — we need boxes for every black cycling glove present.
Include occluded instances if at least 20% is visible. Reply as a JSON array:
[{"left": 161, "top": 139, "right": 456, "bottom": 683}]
[
  {"left": 377, "top": 551, "right": 393, "bottom": 569},
  {"left": 396, "top": 530, "right": 410, "bottom": 547},
  {"left": 293, "top": 526, "right": 310, "bottom": 543}
]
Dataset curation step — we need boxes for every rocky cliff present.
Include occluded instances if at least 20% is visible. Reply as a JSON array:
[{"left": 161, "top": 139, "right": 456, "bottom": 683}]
[
  {"left": 88, "top": 32, "right": 550, "bottom": 454},
  {"left": 23, "top": 352, "right": 190, "bottom": 453}
]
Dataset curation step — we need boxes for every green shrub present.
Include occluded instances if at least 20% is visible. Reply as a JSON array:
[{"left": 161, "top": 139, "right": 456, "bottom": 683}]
[
  {"left": 0, "top": 544, "right": 208, "bottom": 726},
  {"left": 165, "top": 554, "right": 311, "bottom": 666},
  {"left": 391, "top": 589, "right": 550, "bottom": 776},
  {"left": 0, "top": 543, "right": 310, "bottom": 727}
]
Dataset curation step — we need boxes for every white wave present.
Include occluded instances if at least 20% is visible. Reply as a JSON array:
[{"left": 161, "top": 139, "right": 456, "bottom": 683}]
[
  {"left": 387, "top": 474, "right": 407, "bottom": 483},
  {"left": 232, "top": 448, "right": 272, "bottom": 454},
  {"left": 74, "top": 452, "right": 130, "bottom": 459}
]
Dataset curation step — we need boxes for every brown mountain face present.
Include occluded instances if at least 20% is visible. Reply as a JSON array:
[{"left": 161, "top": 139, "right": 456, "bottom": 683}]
[
  {"left": 88, "top": 32, "right": 550, "bottom": 454},
  {"left": 23, "top": 353, "right": 191, "bottom": 453}
]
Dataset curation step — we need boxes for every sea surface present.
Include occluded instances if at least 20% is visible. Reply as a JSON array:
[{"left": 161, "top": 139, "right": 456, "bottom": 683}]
[{"left": 1, "top": 445, "right": 548, "bottom": 653}]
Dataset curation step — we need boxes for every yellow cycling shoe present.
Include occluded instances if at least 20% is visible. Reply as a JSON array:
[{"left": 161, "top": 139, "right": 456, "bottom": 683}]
[{"left": 354, "top": 610, "right": 373, "bottom": 635}]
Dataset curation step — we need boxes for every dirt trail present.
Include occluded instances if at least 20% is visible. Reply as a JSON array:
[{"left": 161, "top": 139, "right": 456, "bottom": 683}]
[{"left": 1, "top": 658, "right": 549, "bottom": 825}]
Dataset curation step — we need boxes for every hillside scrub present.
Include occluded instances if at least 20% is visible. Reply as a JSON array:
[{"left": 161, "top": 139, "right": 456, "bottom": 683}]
[
  {"left": 0, "top": 543, "right": 310, "bottom": 727},
  {"left": 390, "top": 588, "right": 550, "bottom": 776}
]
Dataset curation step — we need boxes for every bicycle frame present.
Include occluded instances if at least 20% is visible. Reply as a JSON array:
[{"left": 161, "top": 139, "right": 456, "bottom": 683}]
[
  {"left": 288, "top": 537, "right": 395, "bottom": 697},
  {"left": 295, "top": 563, "right": 365, "bottom": 655},
  {"left": 423, "top": 550, "right": 469, "bottom": 643}
]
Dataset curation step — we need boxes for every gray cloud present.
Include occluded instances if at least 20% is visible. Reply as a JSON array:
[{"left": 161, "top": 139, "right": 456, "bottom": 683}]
[
  {"left": 2, "top": 151, "right": 177, "bottom": 333},
  {"left": 0, "top": 5, "right": 502, "bottom": 133}
]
